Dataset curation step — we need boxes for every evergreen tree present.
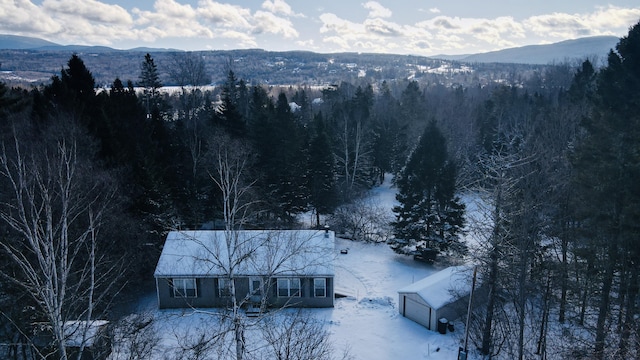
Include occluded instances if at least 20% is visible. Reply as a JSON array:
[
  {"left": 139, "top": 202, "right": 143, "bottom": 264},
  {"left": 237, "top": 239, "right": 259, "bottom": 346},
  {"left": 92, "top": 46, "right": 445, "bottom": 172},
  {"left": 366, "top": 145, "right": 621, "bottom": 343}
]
[
  {"left": 215, "top": 70, "right": 246, "bottom": 137},
  {"left": 101, "top": 78, "right": 147, "bottom": 164},
  {"left": 390, "top": 120, "right": 465, "bottom": 261},
  {"left": 571, "top": 21, "right": 640, "bottom": 359},
  {"left": 247, "top": 85, "right": 278, "bottom": 223},
  {"left": 399, "top": 80, "right": 425, "bottom": 148},
  {"left": 0, "top": 82, "right": 25, "bottom": 124},
  {"left": 371, "top": 80, "right": 401, "bottom": 181},
  {"left": 307, "top": 113, "right": 338, "bottom": 226},
  {"left": 271, "top": 92, "right": 308, "bottom": 220},
  {"left": 330, "top": 84, "right": 375, "bottom": 200},
  {"left": 43, "top": 54, "right": 98, "bottom": 122},
  {"left": 139, "top": 53, "right": 162, "bottom": 115},
  {"left": 248, "top": 90, "right": 309, "bottom": 223}
]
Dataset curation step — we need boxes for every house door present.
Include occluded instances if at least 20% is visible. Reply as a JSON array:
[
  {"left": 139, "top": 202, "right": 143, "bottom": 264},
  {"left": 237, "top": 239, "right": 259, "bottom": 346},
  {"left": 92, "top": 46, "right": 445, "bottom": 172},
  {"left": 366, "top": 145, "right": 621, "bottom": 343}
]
[{"left": 249, "top": 277, "right": 263, "bottom": 302}]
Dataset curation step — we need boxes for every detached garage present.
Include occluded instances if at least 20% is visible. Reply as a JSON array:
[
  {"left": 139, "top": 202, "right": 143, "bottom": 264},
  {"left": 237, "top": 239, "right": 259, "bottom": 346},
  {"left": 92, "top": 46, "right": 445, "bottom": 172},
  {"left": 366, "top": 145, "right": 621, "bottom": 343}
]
[{"left": 398, "top": 266, "right": 473, "bottom": 331}]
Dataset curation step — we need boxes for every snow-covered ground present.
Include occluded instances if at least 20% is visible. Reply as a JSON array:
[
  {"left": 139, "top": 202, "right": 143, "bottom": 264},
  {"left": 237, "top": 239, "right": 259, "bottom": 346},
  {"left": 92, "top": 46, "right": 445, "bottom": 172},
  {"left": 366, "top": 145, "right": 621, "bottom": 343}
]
[
  {"left": 123, "top": 175, "right": 468, "bottom": 359},
  {"left": 319, "top": 238, "right": 464, "bottom": 359}
]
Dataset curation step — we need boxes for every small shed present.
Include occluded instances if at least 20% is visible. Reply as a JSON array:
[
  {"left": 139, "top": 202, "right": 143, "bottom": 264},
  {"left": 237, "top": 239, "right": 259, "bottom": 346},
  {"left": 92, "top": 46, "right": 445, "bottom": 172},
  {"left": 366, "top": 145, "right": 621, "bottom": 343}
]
[
  {"left": 398, "top": 266, "right": 473, "bottom": 331},
  {"left": 64, "top": 320, "right": 111, "bottom": 360}
]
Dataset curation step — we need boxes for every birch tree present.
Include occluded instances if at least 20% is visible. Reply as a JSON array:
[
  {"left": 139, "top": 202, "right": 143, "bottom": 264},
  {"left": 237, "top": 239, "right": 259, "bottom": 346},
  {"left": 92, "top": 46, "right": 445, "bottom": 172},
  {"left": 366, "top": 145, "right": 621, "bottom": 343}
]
[
  {"left": 0, "top": 123, "right": 120, "bottom": 360},
  {"left": 209, "top": 133, "right": 257, "bottom": 360}
]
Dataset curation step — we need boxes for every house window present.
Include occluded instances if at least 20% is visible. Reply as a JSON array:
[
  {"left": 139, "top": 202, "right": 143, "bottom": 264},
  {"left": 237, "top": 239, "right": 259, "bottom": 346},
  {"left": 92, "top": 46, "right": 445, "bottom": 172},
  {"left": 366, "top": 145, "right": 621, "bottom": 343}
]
[
  {"left": 219, "top": 278, "right": 232, "bottom": 297},
  {"left": 277, "top": 278, "right": 300, "bottom": 297},
  {"left": 250, "top": 277, "right": 262, "bottom": 296},
  {"left": 173, "top": 278, "right": 197, "bottom": 298},
  {"left": 314, "top": 278, "right": 326, "bottom": 297}
]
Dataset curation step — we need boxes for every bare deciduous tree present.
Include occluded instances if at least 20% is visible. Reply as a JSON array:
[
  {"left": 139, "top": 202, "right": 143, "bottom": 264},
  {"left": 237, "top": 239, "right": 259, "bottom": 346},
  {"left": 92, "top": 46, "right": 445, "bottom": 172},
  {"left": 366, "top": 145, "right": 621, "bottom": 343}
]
[
  {"left": 170, "top": 319, "right": 228, "bottom": 360},
  {"left": 467, "top": 146, "right": 534, "bottom": 358},
  {"left": 260, "top": 310, "right": 352, "bottom": 360},
  {"left": 209, "top": 133, "right": 257, "bottom": 360},
  {"left": 109, "top": 313, "right": 159, "bottom": 360},
  {"left": 329, "top": 197, "right": 392, "bottom": 243},
  {"left": 0, "top": 123, "right": 120, "bottom": 360}
]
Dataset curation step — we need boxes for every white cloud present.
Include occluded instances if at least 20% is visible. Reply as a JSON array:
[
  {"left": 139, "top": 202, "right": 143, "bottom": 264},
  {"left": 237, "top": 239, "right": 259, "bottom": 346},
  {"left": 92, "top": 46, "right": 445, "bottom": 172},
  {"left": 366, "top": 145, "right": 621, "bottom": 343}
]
[
  {"left": 295, "top": 39, "right": 315, "bottom": 47},
  {"left": 319, "top": 13, "right": 364, "bottom": 35},
  {"left": 524, "top": 6, "right": 640, "bottom": 39},
  {"left": 524, "top": 13, "right": 590, "bottom": 38},
  {"left": 131, "top": 0, "right": 214, "bottom": 42},
  {"left": 261, "top": 0, "right": 304, "bottom": 17},
  {"left": 364, "top": 18, "right": 403, "bottom": 36},
  {"left": 322, "top": 35, "right": 351, "bottom": 50},
  {"left": 218, "top": 30, "right": 258, "bottom": 47},
  {"left": 589, "top": 5, "right": 640, "bottom": 29},
  {"left": 153, "top": 0, "right": 197, "bottom": 19},
  {"left": 197, "top": 0, "right": 252, "bottom": 29},
  {"left": 363, "top": 1, "right": 392, "bottom": 18},
  {"left": 429, "top": 8, "right": 441, "bottom": 14},
  {"left": 432, "top": 17, "right": 461, "bottom": 30},
  {"left": 253, "top": 10, "right": 299, "bottom": 38},
  {"left": 42, "top": 0, "right": 132, "bottom": 25},
  {"left": 0, "top": 0, "right": 61, "bottom": 34},
  {"left": 416, "top": 15, "right": 525, "bottom": 47}
]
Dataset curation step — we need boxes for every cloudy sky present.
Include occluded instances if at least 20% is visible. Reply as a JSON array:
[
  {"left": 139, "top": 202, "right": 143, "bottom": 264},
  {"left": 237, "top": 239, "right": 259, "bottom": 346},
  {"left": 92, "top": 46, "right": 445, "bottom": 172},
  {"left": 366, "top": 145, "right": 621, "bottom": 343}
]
[{"left": 1, "top": 0, "right": 639, "bottom": 55}]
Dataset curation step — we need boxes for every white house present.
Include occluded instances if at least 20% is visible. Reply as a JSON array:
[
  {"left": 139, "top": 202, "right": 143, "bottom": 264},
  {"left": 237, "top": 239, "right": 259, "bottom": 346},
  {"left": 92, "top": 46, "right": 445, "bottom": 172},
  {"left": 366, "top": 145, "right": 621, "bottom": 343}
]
[{"left": 398, "top": 266, "right": 474, "bottom": 331}]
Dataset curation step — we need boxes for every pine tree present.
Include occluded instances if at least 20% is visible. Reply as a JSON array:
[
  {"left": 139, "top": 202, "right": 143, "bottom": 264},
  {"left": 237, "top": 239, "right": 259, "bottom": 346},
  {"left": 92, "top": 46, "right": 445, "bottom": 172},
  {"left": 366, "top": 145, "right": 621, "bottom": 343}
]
[
  {"left": 44, "top": 54, "right": 97, "bottom": 120},
  {"left": 390, "top": 120, "right": 465, "bottom": 261},
  {"left": 215, "top": 70, "right": 246, "bottom": 137},
  {"left": 0, "top": 82, "right": 25, "bottom": 124},
  {"left": 307, "top": 114, "right": 338, "bottom": 226},
  {"left": 139, "top": 53, "right": 162, "bottom": 115},
  {"left": 371, "top": 80, "right": 401, "bottom": 182},
  {"left": 271, "top": 92, "right": 308, "bottom": 220}
]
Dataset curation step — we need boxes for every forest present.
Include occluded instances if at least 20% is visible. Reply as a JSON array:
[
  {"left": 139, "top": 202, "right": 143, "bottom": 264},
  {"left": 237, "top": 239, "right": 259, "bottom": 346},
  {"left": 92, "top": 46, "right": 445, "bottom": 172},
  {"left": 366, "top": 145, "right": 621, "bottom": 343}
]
[{"left": 0, "top": 20, "right": 638, "bottom": 360}]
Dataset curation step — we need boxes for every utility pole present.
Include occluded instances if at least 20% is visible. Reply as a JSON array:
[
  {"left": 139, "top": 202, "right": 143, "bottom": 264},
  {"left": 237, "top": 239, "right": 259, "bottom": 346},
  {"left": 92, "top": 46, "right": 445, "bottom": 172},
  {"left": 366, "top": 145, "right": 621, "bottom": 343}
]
[{"left": 459, "top": 266, "right": 478, "bottom": 360}]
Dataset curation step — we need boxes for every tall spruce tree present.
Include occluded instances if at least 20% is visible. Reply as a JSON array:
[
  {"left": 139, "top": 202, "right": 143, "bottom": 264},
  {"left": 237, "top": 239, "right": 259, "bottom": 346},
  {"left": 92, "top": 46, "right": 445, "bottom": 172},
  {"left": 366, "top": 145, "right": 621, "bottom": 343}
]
[
  {"left": 215, "top": 70, "right": 246, "bottom": 137},
  {"left": 391, "top": 120, "right": 465, "bottom": 261},
  {"left": 271, "top": 92, "right": 308, "bottom": 220},
  {"left": 139, "top": 53, "right": 162, "bottom": 116},
  {"left": 44, "top": 54, "right": 97, "bottom": 121},
  {"left": 307, "top": 114, "right": 338, "bottom": 226}
]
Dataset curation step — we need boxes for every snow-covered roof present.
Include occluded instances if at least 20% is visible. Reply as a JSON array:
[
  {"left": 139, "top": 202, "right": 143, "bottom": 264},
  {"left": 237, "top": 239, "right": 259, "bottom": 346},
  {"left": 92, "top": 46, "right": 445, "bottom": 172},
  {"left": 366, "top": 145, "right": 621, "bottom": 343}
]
[
  {"left": 64, "top": 320, "right": 109, "bottom": 347},
  {"left": 397, "top": 266, "right": 473, "bottom": 310},
  {"left": 154, "top": 230, "right": 335, "bottom": 278},
  {"left": 289, "top": 101, "right": 301, "bottom": 112}
]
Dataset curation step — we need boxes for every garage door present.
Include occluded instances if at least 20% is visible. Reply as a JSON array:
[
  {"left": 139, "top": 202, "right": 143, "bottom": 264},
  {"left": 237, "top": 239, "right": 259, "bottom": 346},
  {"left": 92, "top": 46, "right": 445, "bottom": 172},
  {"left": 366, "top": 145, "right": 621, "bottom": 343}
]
[{"left": 403, "top": 295, "right": 432, "bottom": 329}]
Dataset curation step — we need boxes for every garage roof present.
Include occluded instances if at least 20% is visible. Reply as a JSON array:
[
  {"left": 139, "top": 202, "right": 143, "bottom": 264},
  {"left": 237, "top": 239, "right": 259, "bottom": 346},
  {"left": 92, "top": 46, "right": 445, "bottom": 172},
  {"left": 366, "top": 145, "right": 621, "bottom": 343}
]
[{"left": 398, "top": 266, "right": 473, "bottom": 309}]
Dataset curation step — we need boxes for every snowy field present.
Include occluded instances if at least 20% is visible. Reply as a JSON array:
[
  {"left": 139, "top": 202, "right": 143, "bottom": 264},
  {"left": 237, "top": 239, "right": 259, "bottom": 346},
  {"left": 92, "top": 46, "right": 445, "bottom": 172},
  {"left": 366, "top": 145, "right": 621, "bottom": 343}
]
[{"left": 121, "top": 176, "right": 468, "bottom": 359}]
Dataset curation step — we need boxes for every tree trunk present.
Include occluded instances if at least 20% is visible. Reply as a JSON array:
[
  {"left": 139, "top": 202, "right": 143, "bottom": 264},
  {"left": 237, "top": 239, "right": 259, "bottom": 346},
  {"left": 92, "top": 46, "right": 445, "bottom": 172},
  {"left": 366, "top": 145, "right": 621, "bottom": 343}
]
[
  {"left": 481, "top": 245, "right": 499, "bottom": 356},
  {"left": 618, "top": 262, "right": 639, "bottom": 357},
  {"left": 593, "top": 238, "right": 616, "bottom": 359},
  {"left": 558, "top": 222, "right": 569, "bottom": 323},
  {"left": 536, "top": 275, "right": 551, "bottom": 357}
]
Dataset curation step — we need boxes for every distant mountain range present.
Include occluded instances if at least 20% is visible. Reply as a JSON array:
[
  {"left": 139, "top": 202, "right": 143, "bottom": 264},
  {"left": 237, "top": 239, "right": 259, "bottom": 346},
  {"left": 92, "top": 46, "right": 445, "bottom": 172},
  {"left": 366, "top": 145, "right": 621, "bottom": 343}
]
[
  {"left": 0, "top": 34, "right": 179, "bottom": 52},
  {"left": 434, "top": 36, "right": 618, "bottom": 64},
  {"left": 0, "top": 34, "right": 619, "bottom": 65},
  {"left": 0, "top": 34, "right": 60, "bottom": 49}
]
